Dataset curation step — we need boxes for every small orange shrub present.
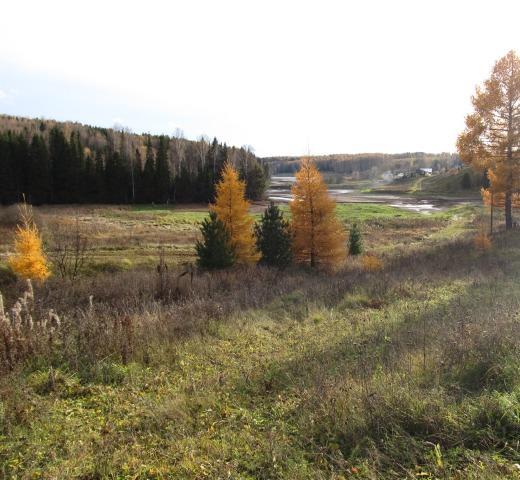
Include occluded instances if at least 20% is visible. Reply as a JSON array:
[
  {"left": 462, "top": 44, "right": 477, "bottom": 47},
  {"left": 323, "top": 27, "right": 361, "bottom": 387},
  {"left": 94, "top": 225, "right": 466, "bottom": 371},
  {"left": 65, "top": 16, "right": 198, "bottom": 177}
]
[
  {"left": 362, "top": 253, "right": 383, "bottom": 272},
  {"left": 474, "top": 232, "right": 492, "bottom": 251}
]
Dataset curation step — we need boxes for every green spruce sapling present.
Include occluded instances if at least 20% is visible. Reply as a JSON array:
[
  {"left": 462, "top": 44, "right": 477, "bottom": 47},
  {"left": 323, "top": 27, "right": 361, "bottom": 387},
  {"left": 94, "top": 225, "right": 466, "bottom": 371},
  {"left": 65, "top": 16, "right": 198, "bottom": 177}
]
[
  {"left": 196, "top": 212, "right": 235, "bottom": 269},
  {"left": 255, "top": 202, "right": 292, "bottom": 268},
  {"left": 348, "top": 223, "right": 363, "bottom": 256}
]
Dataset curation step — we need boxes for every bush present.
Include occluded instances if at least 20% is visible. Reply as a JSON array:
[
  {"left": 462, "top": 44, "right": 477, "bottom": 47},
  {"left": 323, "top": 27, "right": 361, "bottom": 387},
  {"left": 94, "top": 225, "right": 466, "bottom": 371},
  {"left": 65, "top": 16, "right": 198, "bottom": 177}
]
[
  {"left": 362, "top": 253, "right": 383, "bottom": 272},
  {"left": 0, "top": 264, "right": 16, "bottom": 287},
  {"left": 474, "top": 232, "right": 492, "bottom": 251}
]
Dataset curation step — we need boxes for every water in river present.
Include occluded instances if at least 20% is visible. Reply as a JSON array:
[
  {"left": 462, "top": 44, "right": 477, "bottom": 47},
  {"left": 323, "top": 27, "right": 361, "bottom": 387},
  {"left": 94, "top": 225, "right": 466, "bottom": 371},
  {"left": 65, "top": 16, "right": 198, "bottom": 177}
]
[{"left": 267, "top": 176, "right": 442, "bottom": 214}]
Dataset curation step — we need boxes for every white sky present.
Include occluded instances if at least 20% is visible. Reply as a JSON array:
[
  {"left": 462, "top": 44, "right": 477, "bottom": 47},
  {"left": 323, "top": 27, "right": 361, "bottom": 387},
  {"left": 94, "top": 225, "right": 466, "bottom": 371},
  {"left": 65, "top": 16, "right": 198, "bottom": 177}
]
[{"left": 0, "top": 0, "right": 519, "bottom": 157}]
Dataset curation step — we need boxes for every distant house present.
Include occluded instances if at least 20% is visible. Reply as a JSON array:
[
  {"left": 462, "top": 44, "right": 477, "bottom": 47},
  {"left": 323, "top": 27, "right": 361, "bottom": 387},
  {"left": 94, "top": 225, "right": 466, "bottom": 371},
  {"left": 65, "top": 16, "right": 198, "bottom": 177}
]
[{"left": 417, "top": 167, "right": 433, "bottom": 176}]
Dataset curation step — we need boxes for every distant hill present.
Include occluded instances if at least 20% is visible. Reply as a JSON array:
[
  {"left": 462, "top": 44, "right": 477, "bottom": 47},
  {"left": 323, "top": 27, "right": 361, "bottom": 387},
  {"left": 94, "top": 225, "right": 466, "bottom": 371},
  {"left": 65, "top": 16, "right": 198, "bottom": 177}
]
[
  {"left": 263, "top": 152, "right": 461, "bottom": 178},
  {"left": 418, "top": 167, "right": 483, "bottom": 196},
  {"left": 0, "top": 114, "right": 267, "bottom": 205},
  {"left": 373, "top": 167, "right": 484, "bottom": 197}
]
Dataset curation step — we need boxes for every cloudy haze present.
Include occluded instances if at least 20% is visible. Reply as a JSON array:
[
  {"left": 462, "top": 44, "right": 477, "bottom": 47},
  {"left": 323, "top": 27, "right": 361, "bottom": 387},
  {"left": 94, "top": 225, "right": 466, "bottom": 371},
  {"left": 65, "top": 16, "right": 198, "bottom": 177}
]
[{"left": 0, "top": 0, "right": 519, "bottom": 156}]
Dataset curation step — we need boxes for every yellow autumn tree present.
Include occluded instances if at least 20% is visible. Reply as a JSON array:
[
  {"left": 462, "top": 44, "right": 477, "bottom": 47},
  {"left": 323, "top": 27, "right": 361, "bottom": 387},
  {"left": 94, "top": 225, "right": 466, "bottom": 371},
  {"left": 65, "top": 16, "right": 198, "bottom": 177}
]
[
  {"left": 211, "top": 162, "right": 259, "bottom": 263},
  {"left": 457, "top": 50, "right": 520, "bottom": 230},
  {"left": 480, "top": 169, "right": 520, "bottom": 234},
  {"left": 8, "top": 202, "right": 50, "bottom": 281},
  {"left": 481, "top": 169, "right": 520, "bottom": 208},
  {"left": 290, "top": 158, "right": 346, "bottom": 268}
]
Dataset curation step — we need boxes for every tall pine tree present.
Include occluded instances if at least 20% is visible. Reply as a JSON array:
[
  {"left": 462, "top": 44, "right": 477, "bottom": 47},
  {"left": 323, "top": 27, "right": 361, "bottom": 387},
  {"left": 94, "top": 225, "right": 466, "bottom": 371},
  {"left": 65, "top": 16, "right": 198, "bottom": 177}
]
[
  {"left": 28, "top": 134, "right": 51, "bottom": 204},
  {"left": 0, "top": 133, "right": 16, "bottom": 204},
  {"left": 141, "top": 136, "right": 156, "bottom": 203},
  {"left": 155, "top": 136, "right": 171, "bottom": 203},
  {"left": 49, "top": 127, "right": 71, "bottom": 203}
]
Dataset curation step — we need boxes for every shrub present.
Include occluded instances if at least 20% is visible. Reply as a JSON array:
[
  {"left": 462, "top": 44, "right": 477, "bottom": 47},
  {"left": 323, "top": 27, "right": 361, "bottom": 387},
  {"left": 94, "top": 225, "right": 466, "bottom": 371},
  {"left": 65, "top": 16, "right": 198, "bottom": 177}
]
[
  {"left": 49, "top": 217, "right": 91, "bottom": 280},
  {"left": 0, "top": 265, "right": 16, "bottom": 287},
  {"left": 461, "top": 171, "right": 472, "bottom": 189},
  {"left": 474, "top": 232, "right": 492, "bottom": 251},
  {"left": 361, "top": 253, "right": 383, "bottom": 272},
  {"left": 0, "top": 280, "right": 61, "bottom": 372}
]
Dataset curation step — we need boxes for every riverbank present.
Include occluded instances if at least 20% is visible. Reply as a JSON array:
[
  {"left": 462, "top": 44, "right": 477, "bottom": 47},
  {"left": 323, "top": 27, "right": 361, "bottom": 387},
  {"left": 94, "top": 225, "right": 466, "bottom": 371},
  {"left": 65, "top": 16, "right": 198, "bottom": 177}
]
[{"left": 267, "top": 175, "right": 481, "bottom": 214}]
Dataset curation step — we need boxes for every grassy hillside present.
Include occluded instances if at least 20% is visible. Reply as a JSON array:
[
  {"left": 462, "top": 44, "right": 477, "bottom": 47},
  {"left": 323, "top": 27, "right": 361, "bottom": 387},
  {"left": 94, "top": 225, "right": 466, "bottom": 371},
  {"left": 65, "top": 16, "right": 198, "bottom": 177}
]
[
  {"left": 1, "top": 202, "right": 519, "bottom": 479},
  {"left": 420, "top": 169, "right": 483, "bottom": 196},
  {"left": 374, "top": 168, "right": 483, "bottom": 197}
]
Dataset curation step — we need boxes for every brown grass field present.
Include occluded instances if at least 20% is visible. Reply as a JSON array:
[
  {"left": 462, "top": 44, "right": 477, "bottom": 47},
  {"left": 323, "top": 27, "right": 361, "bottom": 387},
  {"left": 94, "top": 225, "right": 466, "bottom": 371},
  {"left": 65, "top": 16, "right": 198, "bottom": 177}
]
[{"left": 1, "top": 201, "right": 519, "bottom": 479}]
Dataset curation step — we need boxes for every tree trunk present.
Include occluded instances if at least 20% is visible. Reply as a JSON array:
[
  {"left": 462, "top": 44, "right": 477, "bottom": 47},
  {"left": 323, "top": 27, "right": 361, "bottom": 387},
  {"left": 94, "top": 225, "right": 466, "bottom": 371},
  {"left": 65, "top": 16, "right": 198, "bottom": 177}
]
[
  {"left": 505, "top": 190, "right": 513, "bottom": 230},
  {"left": 490, "top": 193, "right": 494, "bottom": 235}
]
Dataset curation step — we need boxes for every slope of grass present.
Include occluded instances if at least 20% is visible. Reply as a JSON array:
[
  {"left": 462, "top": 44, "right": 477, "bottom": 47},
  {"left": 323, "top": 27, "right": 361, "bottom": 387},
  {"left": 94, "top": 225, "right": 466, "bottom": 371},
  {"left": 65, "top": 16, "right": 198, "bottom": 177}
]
[
  {"left": 419, "top": 169, "right": 482, "bottom": 196},
  {"left": 373, "top": 168, "right": 483, "bottom": 198},
  {"left": 0, "top": 210, "right": 518, "bottom": 478}
]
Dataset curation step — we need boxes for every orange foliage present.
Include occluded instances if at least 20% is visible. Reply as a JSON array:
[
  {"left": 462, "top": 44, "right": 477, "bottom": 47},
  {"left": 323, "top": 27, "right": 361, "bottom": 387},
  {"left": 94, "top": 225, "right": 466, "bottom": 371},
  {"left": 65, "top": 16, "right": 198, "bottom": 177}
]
[
  {"left": 361, "top": 254, "right": 383, "bottom": 272},
  {"left": 8, "top": 203, "right": 50, "bottom": 281},
  {"left": 473, "top": 232, "right": 492, "bottom": 251},
  {"left": 457, "top": 51, "right": 520, "bottom": 228},
  {"left": 480, "top": 167, "right": 520, "bottom": 208},
  {"left": 481, "top": 188, "right": 520, "bottom": 208},
  {"left": 211, "top": 162, "right": 259, "bottom": 263},
  {"left": 290, "top": 158, "right": 346, "bottom": 269}
]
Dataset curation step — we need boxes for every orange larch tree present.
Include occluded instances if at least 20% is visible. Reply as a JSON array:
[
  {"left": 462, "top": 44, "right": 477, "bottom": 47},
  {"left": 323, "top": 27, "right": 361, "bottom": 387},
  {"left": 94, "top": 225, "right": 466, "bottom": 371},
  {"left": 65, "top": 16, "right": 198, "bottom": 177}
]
[
  {"left": 457, "top": 50, "right": 520, "bottom": 230},
  {"left": 290, "top": 158, "right": 346, "bottom": 268},
  {"left": 211, "top": 162, "right": 259, "bottom": 263},
  {"left": 481, "top": 168, "right": 520, "bottom": 233}
]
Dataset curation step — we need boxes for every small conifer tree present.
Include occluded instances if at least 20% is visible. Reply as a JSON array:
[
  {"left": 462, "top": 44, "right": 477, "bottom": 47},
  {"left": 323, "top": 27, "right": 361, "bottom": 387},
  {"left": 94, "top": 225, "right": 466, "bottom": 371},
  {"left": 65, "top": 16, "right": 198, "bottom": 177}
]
[
  {"left": 8, "top": 202, "right": 50, "bottom": 281},
  {"left": 196, "top": 212, "right": 235, "bottom": 269},
  {"left": 255, "top": 202, "right": 292, "bottom": 268},
  {"left": 461, "top": 171, "right": 472, "bottom": 190},
  {"left": 348, "top": 223, "right": 363, "bottom": 256}
]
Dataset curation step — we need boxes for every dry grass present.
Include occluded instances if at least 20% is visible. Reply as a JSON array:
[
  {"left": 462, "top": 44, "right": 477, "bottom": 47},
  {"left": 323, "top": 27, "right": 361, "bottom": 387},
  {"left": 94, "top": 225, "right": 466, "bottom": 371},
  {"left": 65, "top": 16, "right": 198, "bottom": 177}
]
[
  {"left": 474, "top": 231, "right": 493, "bottom": 251},
  {"left": 361, "top": 253, "right": 383, "bottom": 272},
  {"left": 0, "top": 202, "right": 519, "bottom": 478}
]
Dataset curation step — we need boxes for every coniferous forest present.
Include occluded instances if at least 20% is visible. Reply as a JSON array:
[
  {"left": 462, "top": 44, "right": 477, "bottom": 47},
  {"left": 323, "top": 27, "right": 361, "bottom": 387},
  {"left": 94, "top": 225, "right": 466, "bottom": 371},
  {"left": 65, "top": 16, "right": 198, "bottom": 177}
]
[{"left": 0, "top": 115, "right": 268, "bottom": 205}]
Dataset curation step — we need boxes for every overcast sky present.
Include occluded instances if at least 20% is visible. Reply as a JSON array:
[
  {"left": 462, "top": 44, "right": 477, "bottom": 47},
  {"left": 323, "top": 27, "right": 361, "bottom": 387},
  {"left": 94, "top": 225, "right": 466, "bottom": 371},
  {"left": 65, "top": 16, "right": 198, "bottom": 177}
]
[{"left": 0, "top": 0, "right": 519, "bottom": 157}]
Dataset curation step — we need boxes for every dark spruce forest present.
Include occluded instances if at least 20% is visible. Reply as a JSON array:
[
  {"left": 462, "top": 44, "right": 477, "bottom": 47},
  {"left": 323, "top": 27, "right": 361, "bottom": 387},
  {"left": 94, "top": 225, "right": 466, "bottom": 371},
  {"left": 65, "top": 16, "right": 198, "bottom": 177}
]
[{"left": 0, "top": 115, "right": 268, "bottom": 205}]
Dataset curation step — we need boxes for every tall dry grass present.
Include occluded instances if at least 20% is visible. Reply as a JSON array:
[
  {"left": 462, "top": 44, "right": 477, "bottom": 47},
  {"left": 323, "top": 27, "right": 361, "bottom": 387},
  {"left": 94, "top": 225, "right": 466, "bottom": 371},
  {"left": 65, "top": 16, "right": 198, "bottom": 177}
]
[{"left": 0, "top": 230, "right": 513, "bottom": 376}]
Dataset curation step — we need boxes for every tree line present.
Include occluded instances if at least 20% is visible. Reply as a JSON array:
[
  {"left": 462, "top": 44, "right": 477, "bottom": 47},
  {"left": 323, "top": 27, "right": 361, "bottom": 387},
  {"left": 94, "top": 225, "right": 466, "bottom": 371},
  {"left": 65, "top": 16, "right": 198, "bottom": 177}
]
[
  {"left": 265, "top": 152, "right": 461, "bottom": 177},
  {"left": 0, "top": 116, "right": 268, "bottom": 205}
]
